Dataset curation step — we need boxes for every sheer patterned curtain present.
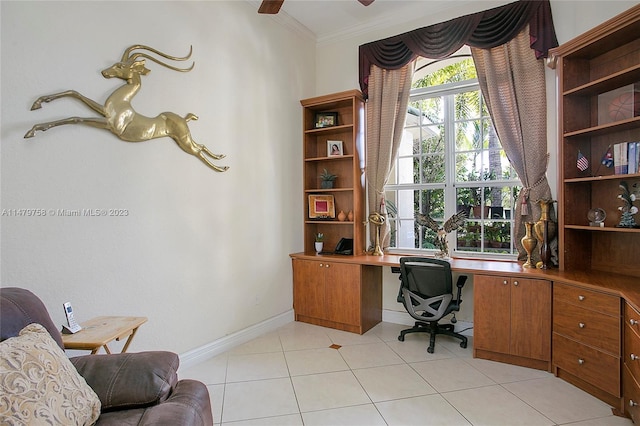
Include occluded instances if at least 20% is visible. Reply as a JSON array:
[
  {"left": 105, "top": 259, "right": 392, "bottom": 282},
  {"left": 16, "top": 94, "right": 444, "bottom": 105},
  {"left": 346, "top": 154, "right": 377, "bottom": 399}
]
[
  {"left": 471, "top": 26, "right": 555, "bottom": 264},
  {"left": 365, "top": 63, "right": 413, "bottom": 249}
]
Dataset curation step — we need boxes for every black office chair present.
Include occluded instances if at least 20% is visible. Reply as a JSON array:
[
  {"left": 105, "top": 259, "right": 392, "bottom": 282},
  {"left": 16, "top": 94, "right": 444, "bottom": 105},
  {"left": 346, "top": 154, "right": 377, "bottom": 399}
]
[{"left": 397, "top": 257, "right": 468, "bottom": 353}]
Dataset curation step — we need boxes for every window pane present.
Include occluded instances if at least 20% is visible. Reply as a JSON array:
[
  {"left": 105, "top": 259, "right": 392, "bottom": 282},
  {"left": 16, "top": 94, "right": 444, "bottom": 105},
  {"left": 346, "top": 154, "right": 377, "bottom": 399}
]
[
  {"left": 421, "top": 126, "right": 444, "bottom": 155},
  {"left": 456, "top": 221, "right": 481, "bottom": 251},
  {"left": 420, "top": 153, "right": 445, "bottom": 183},
  {"left": 410, "top": 97, "right": 444, "bottom": 123},
  {"left": 455, "top": 152, "right": 474, "bottom": 182},
  {"left": 455, "top": 90, "right": 481, "bottom": 120},
  {"left": 417, "top": 188, "right": 444, "bottom": 219},
  {"left": 397, "top": 157, "right": 414, "bottom": 184},
  {"left": 455, "top": 120, "right": 481, "bottom": 151},
  {"left": 484, "top": 221, "right": 512, "bottom": 253}
]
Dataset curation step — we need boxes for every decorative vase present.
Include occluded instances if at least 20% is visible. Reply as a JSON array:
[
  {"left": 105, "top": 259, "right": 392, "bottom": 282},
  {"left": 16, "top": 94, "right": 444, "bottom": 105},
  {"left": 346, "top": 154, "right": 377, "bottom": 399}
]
[
  {"left": 538, "top": 220, "right": 552, "bottom": 269},
  {"left": 533, "top": 199, "right": 557, "bottom": 243},
  {"left": 347, "top": 210, "right": 354, "bottom": 221},
  {"left": 521, "top": 222, "right": 537, "bottom": 268},
  {"left": 320, "top": 180, "right": 334, "bottom": 189},
  {"left": 338, "top": 210, "right": 346, "bottom": 221},
  {"left": 314, "top": 242, "right": 323, "bottom": 254}
]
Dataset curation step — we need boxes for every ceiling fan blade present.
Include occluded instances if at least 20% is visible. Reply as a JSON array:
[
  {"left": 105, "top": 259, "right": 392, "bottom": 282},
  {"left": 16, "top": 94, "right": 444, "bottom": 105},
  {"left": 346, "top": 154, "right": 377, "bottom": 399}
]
[
  {"left": 258, "top": 0, "right": 284, "bottom": 14},
  {"left": 358, "top": 0, "right": 374, "bottom": 5}
]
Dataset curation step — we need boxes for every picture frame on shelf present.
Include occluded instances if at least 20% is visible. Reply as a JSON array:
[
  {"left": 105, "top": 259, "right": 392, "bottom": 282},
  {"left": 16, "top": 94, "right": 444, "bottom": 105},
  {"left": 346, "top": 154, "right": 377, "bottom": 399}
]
[
  {"left": 314, "top": 112, "right": 338, "bottom": 128},
  {"left": 309, "top": 195, "right": 335, "bottom": 219},
  {"left": 327, "top": 140, "right": 343, "bottom": 156}
]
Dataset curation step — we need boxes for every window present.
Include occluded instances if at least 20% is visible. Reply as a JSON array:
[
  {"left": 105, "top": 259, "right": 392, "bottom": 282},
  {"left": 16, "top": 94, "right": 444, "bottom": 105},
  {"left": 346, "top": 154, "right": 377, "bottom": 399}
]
[{"left": 385, "top": 54, "right": 520, "bottom": 258}]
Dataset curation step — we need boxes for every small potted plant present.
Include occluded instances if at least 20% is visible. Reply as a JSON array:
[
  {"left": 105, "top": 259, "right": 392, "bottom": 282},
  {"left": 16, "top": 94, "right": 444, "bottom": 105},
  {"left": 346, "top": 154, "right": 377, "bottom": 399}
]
[
  {"left": 320, "top": 169, "right": 337, "bottom": 189},
  {"left": 314, "top": 233, "right": 324, "bottom": 253}
]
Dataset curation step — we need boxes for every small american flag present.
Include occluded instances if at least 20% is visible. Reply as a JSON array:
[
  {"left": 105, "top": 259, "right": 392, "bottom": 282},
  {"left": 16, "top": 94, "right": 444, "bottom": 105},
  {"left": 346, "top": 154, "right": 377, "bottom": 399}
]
[{"left": 577, "top": 150, "right": 589, "bottom": 171}]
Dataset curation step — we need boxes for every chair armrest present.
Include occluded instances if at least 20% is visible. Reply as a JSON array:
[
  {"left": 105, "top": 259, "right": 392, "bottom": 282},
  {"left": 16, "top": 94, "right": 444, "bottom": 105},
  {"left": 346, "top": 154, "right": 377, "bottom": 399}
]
[
  {"left": 71, "top": 351, "right": 179, "bottom": 412},
  {"left": 455, "top": 275, "right": 467, "bottom": 302},
  {"left": 139, "top": 379, "right": 213, "bottom": 426}
]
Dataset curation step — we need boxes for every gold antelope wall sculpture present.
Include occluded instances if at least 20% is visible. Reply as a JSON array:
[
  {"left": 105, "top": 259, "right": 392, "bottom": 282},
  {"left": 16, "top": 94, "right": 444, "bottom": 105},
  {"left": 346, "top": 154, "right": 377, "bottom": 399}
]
[{"left": 24, "top": 45, "right": 229, "bottom": 173}]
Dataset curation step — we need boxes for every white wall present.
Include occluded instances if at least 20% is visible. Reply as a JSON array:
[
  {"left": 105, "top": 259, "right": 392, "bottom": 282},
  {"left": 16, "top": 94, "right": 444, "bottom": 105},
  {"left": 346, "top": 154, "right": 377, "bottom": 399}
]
[
  {"left": 1, "top": 1, "right": 315, "bottom": 355},
  {"left": 314, "top": 0, "right": 640, "bottom": 322}
]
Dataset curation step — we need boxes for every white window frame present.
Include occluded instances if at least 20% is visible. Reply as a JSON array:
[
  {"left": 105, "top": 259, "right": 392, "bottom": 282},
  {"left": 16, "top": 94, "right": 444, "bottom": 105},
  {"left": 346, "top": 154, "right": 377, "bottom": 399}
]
[{"left": 385, "top": 78, "right": 520, "bottom": 260}]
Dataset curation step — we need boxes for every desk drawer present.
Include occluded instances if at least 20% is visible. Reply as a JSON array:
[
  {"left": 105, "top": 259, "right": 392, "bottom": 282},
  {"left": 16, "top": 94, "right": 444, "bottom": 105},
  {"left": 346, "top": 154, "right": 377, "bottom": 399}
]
[
  {"left": 553, "top": 333, "right": 620, "bottom": 397},
  {"left": 625, "top": 323, "right": 640, "bottom": 382},
  {"left": 553, "top": 299, "right": 620, "bottom": 355},
  {"left": 625, "top": 303, "right": 640, "bottom": 336},
  {"left": 624, "top": 365, "right": 640, "bottom": 422},
  {"left": 554, "top": 283, "right": 619, "bottom": 316}
]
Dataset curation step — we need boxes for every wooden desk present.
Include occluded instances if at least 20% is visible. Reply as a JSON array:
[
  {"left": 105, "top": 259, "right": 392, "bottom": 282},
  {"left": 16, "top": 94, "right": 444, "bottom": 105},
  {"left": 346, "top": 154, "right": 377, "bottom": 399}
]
[
  {"left": 62, "top": 316, "right": 147, "bottom": 354},
  {"left": 290, "top": 252, "right": 640, "bottom": 304},
  {"left": 291, "top": 251, "right": 639, "bottom": 413}
]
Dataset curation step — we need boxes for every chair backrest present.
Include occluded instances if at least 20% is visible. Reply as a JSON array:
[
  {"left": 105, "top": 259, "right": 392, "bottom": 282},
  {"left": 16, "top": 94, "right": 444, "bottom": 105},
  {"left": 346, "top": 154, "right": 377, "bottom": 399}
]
[
  {"left": 399, "top": 257, "right": 452, "bottom": 300},
  {"left": 0, "top": 287, "right": 64, "bottom": 349}
]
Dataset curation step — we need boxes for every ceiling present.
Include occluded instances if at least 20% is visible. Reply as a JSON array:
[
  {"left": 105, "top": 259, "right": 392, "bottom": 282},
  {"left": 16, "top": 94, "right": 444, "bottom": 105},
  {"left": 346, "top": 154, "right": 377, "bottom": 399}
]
[{"left": 252, "top": 0, "right": 505, "bottom": 42}]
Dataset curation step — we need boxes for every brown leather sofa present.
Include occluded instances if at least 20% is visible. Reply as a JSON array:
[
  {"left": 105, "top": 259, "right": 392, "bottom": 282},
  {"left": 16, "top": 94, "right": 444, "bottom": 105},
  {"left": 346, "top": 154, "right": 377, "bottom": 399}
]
[{"left": 0, "top": 287, "right": 214, "bottom": 425}]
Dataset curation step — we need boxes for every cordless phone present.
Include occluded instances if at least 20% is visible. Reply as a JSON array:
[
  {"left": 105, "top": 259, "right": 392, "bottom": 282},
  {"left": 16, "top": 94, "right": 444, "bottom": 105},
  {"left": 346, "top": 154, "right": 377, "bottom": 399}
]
[{"left": 62, "top": 302, "right": 82, "bottom": 334}]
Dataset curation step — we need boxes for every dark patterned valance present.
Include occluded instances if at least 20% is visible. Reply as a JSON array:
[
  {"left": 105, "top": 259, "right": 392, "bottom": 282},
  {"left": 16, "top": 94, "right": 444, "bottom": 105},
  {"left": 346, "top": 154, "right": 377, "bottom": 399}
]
[{"left": 359, "top": 0, "right": 558, "bottom": 97}]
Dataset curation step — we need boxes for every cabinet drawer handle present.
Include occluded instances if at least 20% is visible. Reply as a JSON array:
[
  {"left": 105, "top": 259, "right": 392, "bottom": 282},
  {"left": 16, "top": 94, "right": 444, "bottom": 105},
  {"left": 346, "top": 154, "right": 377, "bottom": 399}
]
[
  {"left": 513, "top": 281, "right": 519, "bottom": 286},
  {"left": 578, "top": 358, "right": 585, "bottom": 365},
  {"left": 578, "top": 295, "right": 585, "bottom": 301},
  {"left": 503, "top": 280, "right": 508, "bottom": 285},
  {"left": 631, "top": 319, "right": 639, "bottom": 326},
  {"left": 319, "top": 263, "right": 323, "bottom": 267},
  {"left": 631, "top": 400, "right": 638, "bottom": 408},
  {"left": 632, "top": 354, "right": 639, "bottom": 361},
  {"left": 325, "top": 264, "right": 329, "bottom": 268},
  {"left": 579, "top": 323, "right": 585, "bottom": 329}
]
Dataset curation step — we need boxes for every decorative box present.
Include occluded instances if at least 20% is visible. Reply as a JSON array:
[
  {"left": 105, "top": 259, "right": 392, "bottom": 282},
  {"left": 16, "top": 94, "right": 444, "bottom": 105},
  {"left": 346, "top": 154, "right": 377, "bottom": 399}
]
[{"left": 598, "top": 83, "right": 640, "bottom": 125}]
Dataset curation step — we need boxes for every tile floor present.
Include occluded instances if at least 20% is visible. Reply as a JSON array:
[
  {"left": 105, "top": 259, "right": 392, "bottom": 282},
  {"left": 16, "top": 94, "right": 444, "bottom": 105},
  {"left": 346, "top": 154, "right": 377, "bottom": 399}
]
[{"left": 179, "top": 321, "right": 634, "bottom": 426}]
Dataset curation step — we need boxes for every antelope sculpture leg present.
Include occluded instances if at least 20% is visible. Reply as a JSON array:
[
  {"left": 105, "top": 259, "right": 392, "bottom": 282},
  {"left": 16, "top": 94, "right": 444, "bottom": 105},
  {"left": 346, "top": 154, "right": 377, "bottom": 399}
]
[
  {"left": 30, "top": 90, "right": 105, "bottom": 114},
  {"left": 24, "top": 116, "right": 109, "bottom": 138},
  {"left": 24, "top": 45, "right": 228, "bottom": 172}
]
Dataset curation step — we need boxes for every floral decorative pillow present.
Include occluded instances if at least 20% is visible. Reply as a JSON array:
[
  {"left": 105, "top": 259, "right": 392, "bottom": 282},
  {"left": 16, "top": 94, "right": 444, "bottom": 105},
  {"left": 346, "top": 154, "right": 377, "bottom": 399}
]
[{"left": 0, "top": 323, "right": 101, "bottom": 425}]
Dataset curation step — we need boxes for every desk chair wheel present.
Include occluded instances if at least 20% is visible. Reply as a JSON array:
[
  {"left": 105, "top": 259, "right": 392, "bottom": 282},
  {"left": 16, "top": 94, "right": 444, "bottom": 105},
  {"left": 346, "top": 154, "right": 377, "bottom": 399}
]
[
  {"left": 398, "top": 334, "right": 405, "bottom": 342},
  {"left": 460, "top": 340, "right": 467, "bottom": 349}
]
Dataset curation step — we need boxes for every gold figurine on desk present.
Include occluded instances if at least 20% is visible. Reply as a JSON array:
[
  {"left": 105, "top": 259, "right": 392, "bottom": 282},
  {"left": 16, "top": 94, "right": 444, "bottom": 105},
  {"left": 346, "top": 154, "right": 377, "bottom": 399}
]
[
  {"left": 367, "top": 212, "right": 386, "bottom": 256},
  {"left": 24, "top": 45, "right": 228, "bottom": 173}
]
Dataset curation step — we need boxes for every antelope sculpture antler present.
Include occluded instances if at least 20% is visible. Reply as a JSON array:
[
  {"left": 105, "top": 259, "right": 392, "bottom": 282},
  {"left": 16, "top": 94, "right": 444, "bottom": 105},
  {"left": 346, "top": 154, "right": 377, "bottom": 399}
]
[{"left": 24, "top": 45, "right": 228, "bottom": 173}]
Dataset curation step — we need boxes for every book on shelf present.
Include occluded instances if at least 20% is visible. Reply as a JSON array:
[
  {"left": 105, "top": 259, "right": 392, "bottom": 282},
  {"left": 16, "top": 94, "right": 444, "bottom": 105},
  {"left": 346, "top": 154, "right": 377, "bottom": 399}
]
[{"left": 613, "top": 141, "right": 640, "bottom": 174}]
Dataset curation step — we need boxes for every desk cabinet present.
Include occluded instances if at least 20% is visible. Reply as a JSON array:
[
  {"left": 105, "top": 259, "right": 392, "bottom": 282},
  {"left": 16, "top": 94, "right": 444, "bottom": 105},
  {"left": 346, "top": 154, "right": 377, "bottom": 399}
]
[
  {"left": 292, "top": 258, "right": 381, "bottom": 334},
  {"left": 624, "top": 302, "right": 640, "bottom": 420},
  {"left": 552, "top": 282, "right": 621, "bottom": 411},
  {"left": 474, "top": 275, "right": 551, "bottom": 371}
]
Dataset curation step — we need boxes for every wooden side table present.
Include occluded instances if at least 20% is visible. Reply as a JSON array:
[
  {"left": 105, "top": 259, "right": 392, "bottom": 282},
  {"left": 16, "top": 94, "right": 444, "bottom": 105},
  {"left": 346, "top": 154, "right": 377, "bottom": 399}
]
[{"left": 62, "top": 316, "right": 147, "bottom": 354}]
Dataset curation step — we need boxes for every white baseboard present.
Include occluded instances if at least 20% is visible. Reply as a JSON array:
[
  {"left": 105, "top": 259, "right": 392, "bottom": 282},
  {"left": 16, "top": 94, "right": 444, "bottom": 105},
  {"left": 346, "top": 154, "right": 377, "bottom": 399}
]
[
  {"left": 383, "top": 309, "right": 474, "bottom": 337},
  {"left": 179, "top": 310, "right": 294, "bottom": 370},
  {"left": 180, "top": 308, "right": 473, "bottom": 369}
]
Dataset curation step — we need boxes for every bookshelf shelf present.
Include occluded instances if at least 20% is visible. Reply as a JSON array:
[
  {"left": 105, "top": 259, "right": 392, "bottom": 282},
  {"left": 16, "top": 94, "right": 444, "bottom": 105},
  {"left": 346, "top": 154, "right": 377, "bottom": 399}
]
[{"left": 551, "top": 4, "right": 640, "bottom": 277}]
